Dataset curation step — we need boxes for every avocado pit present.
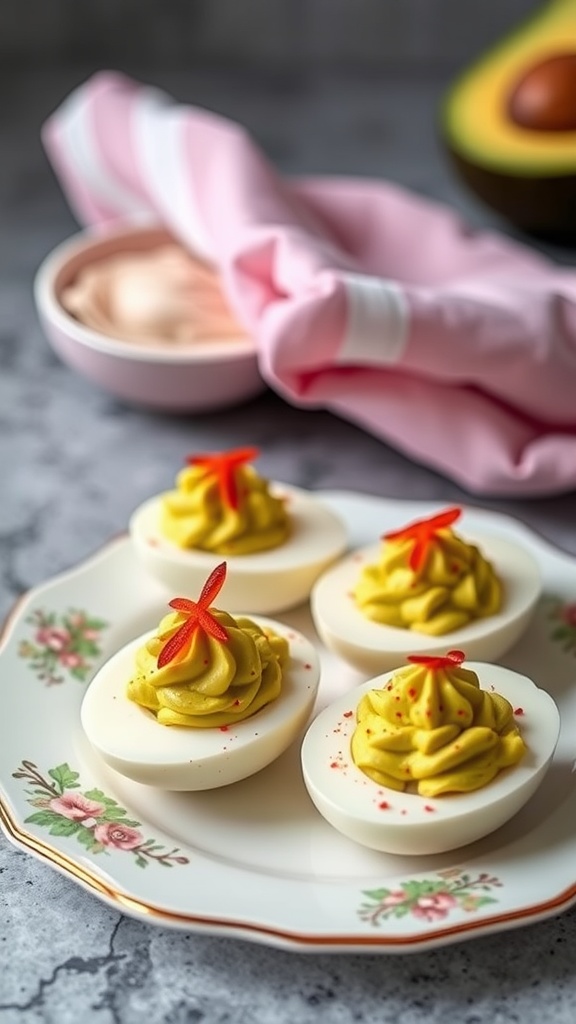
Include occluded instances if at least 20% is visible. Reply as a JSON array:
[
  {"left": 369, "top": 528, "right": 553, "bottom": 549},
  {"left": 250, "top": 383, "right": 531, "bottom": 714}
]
[{"left": 507, "top": 52, "right": 576, "bottom": 131}]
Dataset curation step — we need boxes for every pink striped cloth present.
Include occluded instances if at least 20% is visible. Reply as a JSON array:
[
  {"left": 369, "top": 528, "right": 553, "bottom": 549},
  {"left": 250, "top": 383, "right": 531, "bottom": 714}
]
[{"left": 43, "top": 71, "right": 576, "bottom": 496}]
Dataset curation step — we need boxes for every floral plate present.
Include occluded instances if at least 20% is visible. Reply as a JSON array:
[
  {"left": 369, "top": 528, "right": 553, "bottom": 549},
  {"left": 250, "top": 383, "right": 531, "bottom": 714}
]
[{"left": 1, "top": 491, "right": 576, "bottom": 954}]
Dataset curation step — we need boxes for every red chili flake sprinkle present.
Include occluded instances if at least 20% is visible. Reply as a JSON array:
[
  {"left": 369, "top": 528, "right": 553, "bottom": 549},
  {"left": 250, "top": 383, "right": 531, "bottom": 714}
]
[
  {"left": 330, "top": 761, "right": 340, "bottom": 769},
  {"left": 219, "top": 725, "right": 229, "bottom": 732},
  {"left": 401, "top": 809, "right": 407, "bottom": 815},
  {"left": 457, "top": 709, "right": 466, "bottom": 716},
  {"left": 382, "top": 507, "right": 462, "bottom": 571},
  {"left": 304, "top": 663, "right": 312, "bottom": 670},
  {"left": 157, "top": 562, "right": 229, "bottom": 668},
  {"left": 366, "top": 728, "right": 372, "bottom": 735},
  {"left": 395, "top": 712, "right": 403, "bottom": 718},
  {"left": 450, "top": 562, "right": 459, "bottom": 573},
  {"left": 186, "top": 446, "right": 259, "bottom": 510},
  {"left": 233, "top": 699, "right": 241, "bottom": 706},
  {"left": 343, "top": 710, "right": 354, "bottom": 718},
  {"left": 424, "top": 805, "right": 435, "bottom": 813},
  {"left": 408, "top": 688, "right": 417, "bottom": 698},
  {"left": 378, "top": 801, "right": 391, "bottom": 810},
  {"left": 514, "top": 707, "right": 525, "bottom": 716},
  {"left": 386, "top": 683, "right": 393, "bottom": 691},
  {"left": 407, "top": 650, "right": 466, "bottom": 671}
]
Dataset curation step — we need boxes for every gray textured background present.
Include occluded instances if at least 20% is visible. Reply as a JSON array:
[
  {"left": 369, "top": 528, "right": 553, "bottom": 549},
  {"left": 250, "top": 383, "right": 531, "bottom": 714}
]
[{"left": 1, "top": 0, "right": 542, "bottom": 71}]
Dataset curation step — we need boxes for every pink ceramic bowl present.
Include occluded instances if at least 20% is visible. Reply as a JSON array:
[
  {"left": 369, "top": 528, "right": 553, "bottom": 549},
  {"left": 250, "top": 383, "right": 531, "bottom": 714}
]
[{"left": 33, "top": 223, "right": 265, "bottom": 412}]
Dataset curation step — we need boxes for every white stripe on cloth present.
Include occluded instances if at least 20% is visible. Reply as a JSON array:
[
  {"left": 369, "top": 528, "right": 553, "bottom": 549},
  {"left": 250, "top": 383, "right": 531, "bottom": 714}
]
[
  {"left": 338, "top": 273, "right": 408, "bottom": 366},
  {"left": 57, "top": 84, "right": 150, "bottom": 218},
  {"left": 133, "top": 90, "right": 215, "bottom": 262}
]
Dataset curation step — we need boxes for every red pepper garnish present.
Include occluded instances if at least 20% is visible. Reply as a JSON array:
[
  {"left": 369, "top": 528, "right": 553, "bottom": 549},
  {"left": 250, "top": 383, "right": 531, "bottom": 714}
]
[
  {"left": 382, "top": 506, "right": 462, "bottom": 571},
  {"left": 407, "top": 650, "right": 466, "bottom": 671},
  {"left": 186, "top": 446, "right": 260, "bottom": 510},
  {"left": 157, "top": 562, "right": 229, "bottom": 668}
]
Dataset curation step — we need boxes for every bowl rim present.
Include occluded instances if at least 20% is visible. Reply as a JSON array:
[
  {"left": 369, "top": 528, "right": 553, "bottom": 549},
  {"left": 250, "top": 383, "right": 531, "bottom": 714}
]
[{"left": 33, "top": 222, "right": 260, "bottom": 366}]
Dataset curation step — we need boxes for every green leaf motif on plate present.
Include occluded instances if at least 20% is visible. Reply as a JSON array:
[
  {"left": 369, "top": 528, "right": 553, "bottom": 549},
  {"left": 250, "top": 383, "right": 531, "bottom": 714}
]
[
  {"left": 17, "top": 608, "right": 109, "bottom": 685},
  {"left": 358, "top": 868, "right": 502, "bottom": 926},
  {"left": 12, "top": 760, "right": 190, "bottom": 868},
  {"left": 545, "top": 596, "right": 576, "bottom": 656}
]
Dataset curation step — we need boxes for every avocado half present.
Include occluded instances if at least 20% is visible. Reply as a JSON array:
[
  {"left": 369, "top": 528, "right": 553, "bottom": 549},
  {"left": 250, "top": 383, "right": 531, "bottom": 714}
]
[{"left": 442, "top": 0, "right": 576, "bottom": 239}]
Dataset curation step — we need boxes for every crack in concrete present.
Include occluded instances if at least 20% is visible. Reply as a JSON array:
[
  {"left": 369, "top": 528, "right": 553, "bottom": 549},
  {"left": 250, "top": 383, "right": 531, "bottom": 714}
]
[
  {"left": 0, "top": 917, "right": 124, "bottom": 1015},
  {"left": 90, "top": 923, "right": 154, "bottom": 1024}
]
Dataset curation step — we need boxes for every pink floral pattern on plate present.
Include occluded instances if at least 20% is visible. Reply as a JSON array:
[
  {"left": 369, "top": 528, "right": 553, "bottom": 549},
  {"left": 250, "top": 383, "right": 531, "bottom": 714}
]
[
  {"left": 18, "top": 609, "right": 108, "bottom": 684},
  {"left": 12, "top": 761, "right": 189, "bottom": 868},
  {"left": 358, "top": 868, "right": 502, "bottom": 926},
  {"left": 546, "top": 597, "right": 576, "bottom": 657}
]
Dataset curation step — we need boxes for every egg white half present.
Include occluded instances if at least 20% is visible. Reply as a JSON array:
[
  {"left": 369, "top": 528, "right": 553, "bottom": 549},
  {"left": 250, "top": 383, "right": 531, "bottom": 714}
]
[
  {"left": 301, "top": 663, "right": 559, "bottom": 855},
  {"left": 310, "top": 533, "right": 541, "bottom": 675},
  {"left": 129, "top": 483, "right": 348, "bottom": 614},
  {"left": 81, "top": 616, "right": 321, "bottom": 791}
]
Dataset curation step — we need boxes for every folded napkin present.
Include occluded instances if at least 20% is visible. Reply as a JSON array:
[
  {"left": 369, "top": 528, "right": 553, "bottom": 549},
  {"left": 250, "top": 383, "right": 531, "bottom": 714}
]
[{"left": 43, "top": 71, "right": 576, "bottom": 496}]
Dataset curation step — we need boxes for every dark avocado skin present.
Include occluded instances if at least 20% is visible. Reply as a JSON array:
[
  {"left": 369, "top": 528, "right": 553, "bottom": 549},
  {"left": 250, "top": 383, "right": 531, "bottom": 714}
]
[
  {"left": 446, "top": 150, "right": 576, "bottom": 243},
  {"left": 441, "top": 4, "right": 576, "bottom": 243}
]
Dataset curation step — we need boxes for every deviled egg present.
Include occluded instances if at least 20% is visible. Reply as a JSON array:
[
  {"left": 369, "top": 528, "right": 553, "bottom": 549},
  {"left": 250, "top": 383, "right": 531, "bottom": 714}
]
[
  {"left": 310, "top": 506, "right": 541, "bottom": 675},
  {"left": 81, "top": 563, "right": 321, "bottom": 790},
  {"left": 301, "top": 652, "right": 560, "bottom": 855},
  {"left": 129, "top": 447, "right": 347, "bottom": 613}
]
